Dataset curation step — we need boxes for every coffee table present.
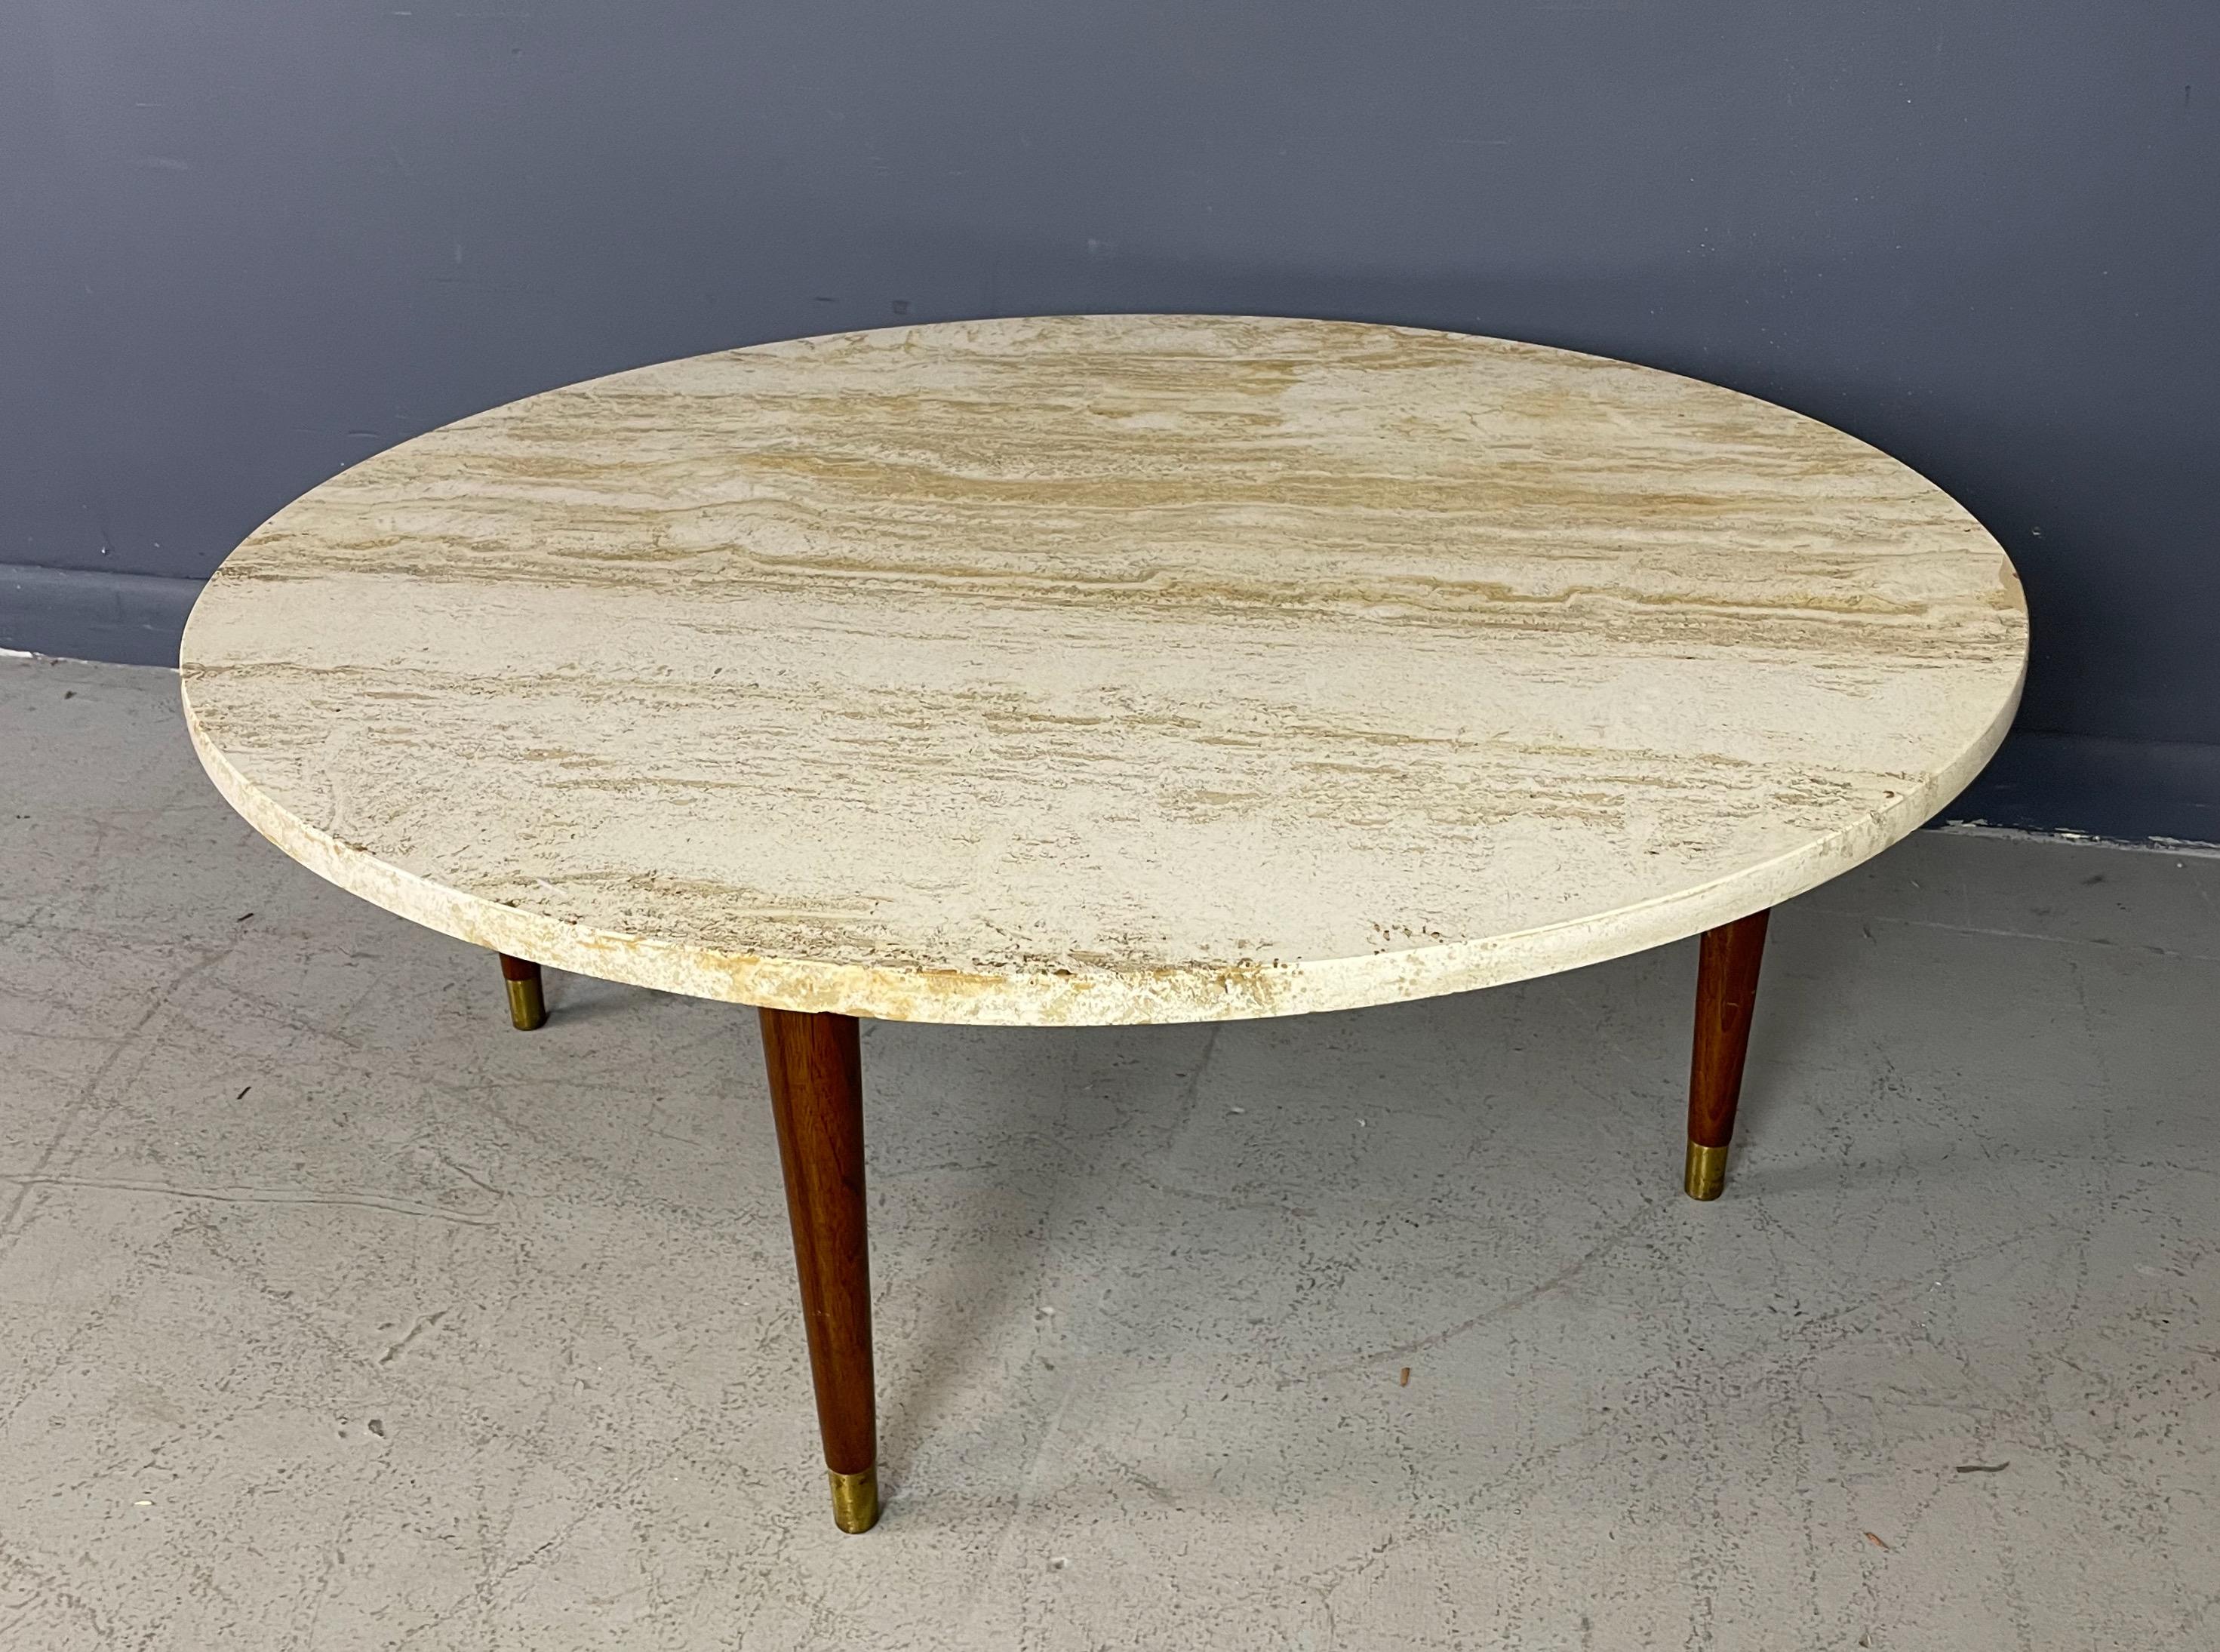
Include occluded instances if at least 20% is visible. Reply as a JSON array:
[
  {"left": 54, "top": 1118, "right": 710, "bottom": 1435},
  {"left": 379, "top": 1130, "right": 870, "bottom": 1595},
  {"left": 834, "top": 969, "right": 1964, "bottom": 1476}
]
[{"left": 179, "top": 315, "right": 2028, "bottom": 1534}]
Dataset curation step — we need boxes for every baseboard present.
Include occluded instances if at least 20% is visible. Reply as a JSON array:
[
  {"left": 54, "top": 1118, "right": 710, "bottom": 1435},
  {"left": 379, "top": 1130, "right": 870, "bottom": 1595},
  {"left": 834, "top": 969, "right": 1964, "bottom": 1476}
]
[
  {"left": 0, "top": 564, "right": 201, "bottom": 668},
  {"left": 1941, "top": 731, "right": 2220, "bottom": 850}
]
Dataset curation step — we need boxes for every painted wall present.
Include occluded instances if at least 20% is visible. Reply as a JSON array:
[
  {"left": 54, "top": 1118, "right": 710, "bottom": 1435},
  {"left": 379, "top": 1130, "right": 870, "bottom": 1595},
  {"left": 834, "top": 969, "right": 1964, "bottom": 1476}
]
[{"left": 5, "top": 3, "right": 2215, "bottom": 833}]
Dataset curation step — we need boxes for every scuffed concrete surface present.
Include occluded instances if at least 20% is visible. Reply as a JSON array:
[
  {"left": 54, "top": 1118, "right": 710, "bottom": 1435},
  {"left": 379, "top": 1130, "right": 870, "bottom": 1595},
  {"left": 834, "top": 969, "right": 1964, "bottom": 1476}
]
[{"left": 2, "top": 654, "right": 2215, "bottom": 1649}]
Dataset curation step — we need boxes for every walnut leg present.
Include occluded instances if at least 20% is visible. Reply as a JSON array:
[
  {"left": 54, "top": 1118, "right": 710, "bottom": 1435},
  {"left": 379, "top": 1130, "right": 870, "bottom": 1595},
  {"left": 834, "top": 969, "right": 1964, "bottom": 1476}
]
[
  {"left": 498, "top": 954, "right": 546, "bottom": 1030},
  {"left": 758, "top": 1007, "right": 879, "bottom": 1534},
  {"left": 1685, "top": 909, "right": 1770, "bottom": 1200}
]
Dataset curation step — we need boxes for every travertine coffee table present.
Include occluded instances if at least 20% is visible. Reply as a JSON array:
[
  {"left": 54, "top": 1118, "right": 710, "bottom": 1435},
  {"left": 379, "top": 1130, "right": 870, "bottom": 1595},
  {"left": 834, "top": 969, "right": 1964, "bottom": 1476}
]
[{"left": 180, "top": 315, "right": 2028, "bottom": 1533}]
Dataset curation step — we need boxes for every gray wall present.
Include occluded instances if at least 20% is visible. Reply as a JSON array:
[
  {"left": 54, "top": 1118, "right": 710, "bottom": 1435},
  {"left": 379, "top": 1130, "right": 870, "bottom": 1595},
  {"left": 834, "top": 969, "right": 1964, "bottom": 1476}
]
[{"left": 6, "top": 3, "right": 2217, "bottom": 833}]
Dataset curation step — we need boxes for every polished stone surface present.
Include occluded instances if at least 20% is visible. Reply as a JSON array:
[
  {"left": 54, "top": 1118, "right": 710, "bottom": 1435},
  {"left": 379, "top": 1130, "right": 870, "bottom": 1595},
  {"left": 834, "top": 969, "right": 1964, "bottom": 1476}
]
[
  {"left": 6, "top": 657, "right": 2213, "bottom": 1650},
  {"left": 180, "top": 315, "right": 2026, "bottom": 1026}
]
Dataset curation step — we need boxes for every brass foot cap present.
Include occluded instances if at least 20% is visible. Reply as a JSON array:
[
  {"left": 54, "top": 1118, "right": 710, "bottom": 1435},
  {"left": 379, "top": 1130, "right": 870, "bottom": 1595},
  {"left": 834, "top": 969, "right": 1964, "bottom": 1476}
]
[
  {"left": 506, "top": 977, "right": 547, "bottom": 1032},
  {"left": 1684, "top": 1140, "right": 1729, "bottom": 1201},
  {"left": 828, "top": 1466, "right": 880, "bottom": 1534}
]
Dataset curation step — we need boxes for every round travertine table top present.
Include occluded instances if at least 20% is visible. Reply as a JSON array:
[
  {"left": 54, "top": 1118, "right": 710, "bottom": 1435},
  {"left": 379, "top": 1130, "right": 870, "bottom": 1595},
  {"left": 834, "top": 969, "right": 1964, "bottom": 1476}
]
[{"left": 181, "top": 315, "right": 2027, "bottom": 1026}]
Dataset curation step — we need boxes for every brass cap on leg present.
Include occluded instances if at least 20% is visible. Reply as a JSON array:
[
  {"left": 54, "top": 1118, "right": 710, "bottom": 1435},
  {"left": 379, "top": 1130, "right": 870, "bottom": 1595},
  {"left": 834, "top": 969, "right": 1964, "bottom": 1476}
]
[
  {"left": 506, "top": 975, "right": 547, "bottom": 1031},
  {"left": 1683, "top": 1140, "right": 1729, "bottom": 1201},
  {"left": 828, "top": 1466, "right": 880, "bottom": 1534}
]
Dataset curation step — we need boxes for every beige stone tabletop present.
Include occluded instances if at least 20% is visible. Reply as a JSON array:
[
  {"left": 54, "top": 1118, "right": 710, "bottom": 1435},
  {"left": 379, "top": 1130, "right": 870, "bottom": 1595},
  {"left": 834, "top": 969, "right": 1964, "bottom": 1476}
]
[{"left": 180, "top": 315, "right": 2027, "bottom": 1026}]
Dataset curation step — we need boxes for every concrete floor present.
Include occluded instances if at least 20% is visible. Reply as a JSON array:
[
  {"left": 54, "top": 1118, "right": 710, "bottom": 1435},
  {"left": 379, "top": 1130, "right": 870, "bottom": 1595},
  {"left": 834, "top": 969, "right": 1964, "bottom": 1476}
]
[{"left": 2, "top": 653, "right": 2215, "bottom": 1651}]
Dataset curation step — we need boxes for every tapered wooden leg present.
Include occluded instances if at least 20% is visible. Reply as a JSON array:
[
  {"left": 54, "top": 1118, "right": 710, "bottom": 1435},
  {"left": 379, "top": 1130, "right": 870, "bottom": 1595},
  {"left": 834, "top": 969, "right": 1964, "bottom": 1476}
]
[
  {"left": 498, "top": 954, "right": 546, "bottom": 1030},
  {"left": 1685, "top": 909, "right": 1770, "bottom": 1200},
  {"left": 758, "top": 1007, "right": 879, "bottom": 1534}
]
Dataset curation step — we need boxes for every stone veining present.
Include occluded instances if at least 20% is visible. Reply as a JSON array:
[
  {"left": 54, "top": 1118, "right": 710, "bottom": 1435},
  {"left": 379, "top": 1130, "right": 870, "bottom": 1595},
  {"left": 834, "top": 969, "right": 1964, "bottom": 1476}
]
[{"left": 179, "top": 315, "right": 2028, "bottom": 1024}]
